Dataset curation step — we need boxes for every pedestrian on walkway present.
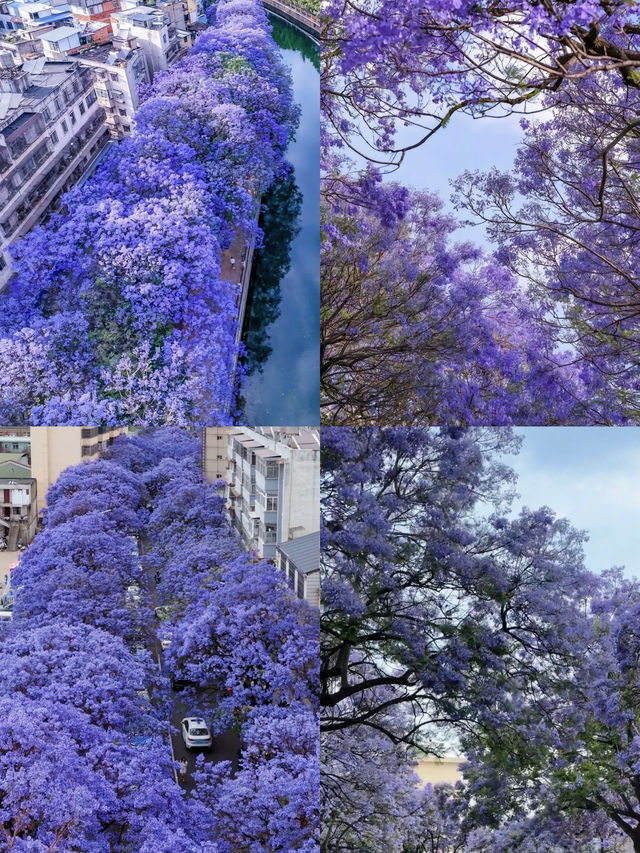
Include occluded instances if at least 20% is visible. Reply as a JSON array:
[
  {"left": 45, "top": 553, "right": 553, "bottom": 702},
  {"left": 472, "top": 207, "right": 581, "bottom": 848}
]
[
  {"left": 178, "top": 758, "right": 188, "bottom": 781},
  {"left": 230, "top": 256, "right": 236, "bottom": 270}
]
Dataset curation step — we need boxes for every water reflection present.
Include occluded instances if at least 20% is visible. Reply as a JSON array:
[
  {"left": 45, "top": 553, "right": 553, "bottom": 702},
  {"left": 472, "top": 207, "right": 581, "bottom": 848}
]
[
  {"left": 239, "top": 19, "right": 319, "bottom": 425},
  {"left": 240, "top": 168, "right": 302, "bottom": 376}
]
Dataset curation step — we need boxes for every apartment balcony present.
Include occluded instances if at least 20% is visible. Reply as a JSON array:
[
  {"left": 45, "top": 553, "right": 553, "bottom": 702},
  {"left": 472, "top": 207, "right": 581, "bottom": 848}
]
[{"left": 15, "top": 120, "right": 109, "bottom": 237}]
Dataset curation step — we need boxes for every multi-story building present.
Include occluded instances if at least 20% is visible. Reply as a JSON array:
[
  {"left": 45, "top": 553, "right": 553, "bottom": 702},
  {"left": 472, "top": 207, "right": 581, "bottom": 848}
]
[
  {"left": 110, "top": 3, "right": 181, "bottom": 76},
  {"left": 275, "top": 531, "right": 319, "bottom": 608},
  {"left": 0, "top": 0, "right": 18, "bottom": 35},
  {"left": 0, "top": 455, "right": 37, "bottom": 547},
  {"left": 79, "top": 39, "right": 148, "bottom": 137},
  {"left": 69, "top": 0, "right": 119, "bottom": 29},
  {"left": 0, "top": 50, "right": 109, "bottom": 288},
  {"left": 0, "top": 426, "right": 30, "bottom": 455},
  {"left": 29, "top": 425, "right": 127, "bottom": 514},
  {"left": 202, "top": 427, "right": 320, "bottom": 586},
  {"left": 40, "top": 23, "right": 82, "bottom": 55},
  {"left": 10, "top": 0, "right": 73, "bottom": 36}
]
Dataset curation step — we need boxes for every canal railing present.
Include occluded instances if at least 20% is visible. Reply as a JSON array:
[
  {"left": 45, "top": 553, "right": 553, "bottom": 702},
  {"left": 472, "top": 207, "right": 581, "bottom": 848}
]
[{"left": 262, "top": 0, "right": 320, "bottom": 39}]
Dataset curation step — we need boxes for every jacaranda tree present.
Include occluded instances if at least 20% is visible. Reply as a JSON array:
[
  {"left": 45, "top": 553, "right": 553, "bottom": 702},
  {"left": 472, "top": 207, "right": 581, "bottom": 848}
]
[
  {"left": 0, "top": 0, "right": 298, "bottom": 425},
  {"left": 320, "top": 176, "right": 626, "bottom": 425},
  {"left": 322, "top": 0, "right": 640, "bottom": 164},
  {"left": 321, "top": 0, "right": 640, "bottom": 424},
  {"left": 320, "top": 427, "right": 640, "bottom": 851}
]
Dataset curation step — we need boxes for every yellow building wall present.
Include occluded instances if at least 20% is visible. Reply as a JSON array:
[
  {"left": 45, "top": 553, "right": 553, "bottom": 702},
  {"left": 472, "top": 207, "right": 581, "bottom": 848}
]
[{"left": 415, "top": 757, "right": 463, "bottom": 786}]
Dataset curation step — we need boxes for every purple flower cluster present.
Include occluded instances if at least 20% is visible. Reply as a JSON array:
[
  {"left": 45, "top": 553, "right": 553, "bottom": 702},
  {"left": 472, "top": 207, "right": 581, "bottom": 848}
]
[
  {"left": 323, "top": 0, "right": 640, "bottom": 161},
  {"left": 321, "top": 173, "right": 628, "bottom": 424},
  {"left": 0, "top": 0, "right": 298, "bottom": 425},
  {"left": 322, "top": 0, "right": 640, "bottom": 423},
  {"left": 0, "top": 428, "right": 318, "bottom": 850}
]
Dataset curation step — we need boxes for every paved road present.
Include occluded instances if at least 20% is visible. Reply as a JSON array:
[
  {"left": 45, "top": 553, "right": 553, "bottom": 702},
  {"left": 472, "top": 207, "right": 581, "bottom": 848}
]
[
  {"left": 170, "top": 685, "right": 241, "bottom": 792},
  {"left": 148, "top": 563, "right": 241, "bottom": 792}
]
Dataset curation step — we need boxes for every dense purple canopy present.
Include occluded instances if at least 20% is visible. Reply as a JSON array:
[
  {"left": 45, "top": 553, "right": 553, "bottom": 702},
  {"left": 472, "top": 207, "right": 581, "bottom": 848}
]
[
  {"left": 0, "top": 428, "right": 319, "bottom": 851},
  {"left": 0, "top": 0, "right": 298, "bottom": 425}
]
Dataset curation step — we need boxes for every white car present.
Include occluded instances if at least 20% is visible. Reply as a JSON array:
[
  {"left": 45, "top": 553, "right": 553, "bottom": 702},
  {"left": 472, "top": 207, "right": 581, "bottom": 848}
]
[
  {"left": 180, "top": 717, "right": 212, "bottom": 750},
  {"left": 126, "top": 584, "right": 141, "bottom": 606}
]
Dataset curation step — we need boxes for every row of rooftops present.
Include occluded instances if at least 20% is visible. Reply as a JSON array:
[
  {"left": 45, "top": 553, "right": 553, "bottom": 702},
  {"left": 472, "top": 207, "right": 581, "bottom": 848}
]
[{"left": 0, "top": 55, "right": 91, "bottom": 127}]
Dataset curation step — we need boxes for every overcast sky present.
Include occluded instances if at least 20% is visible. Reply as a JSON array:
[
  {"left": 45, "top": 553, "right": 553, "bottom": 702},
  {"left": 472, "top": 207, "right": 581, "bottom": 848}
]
[{"left": 508, "top": 428, "right": 640, "bottom": 579}]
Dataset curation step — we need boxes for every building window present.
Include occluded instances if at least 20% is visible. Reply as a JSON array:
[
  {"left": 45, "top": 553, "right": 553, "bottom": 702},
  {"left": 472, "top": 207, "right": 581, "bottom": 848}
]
[
  {"left": 110, "top": 72, "right": 118, "bottom": 80},
  {"left": 78, "top": 102, "right": 85, "bottom": 116},
  {"left": 86, "top": 91, "right": 97, "bottom": 107},
  {"left": 122, "top": 124, "right": 130, "bottom": 133},
  {"left": 54, "top": 97, "right": 61, "bottom": 111},
  {"left": 61, "top": 120, "right": 68, "bottom": 133},
  {"left": 42, "top": 106, "right": 50, "bottom": 122},
  {"left": 50, "top": 130, "right": 58, "bottom": 144},
  {"left": 118, "top": 108, "right": 126, "bottom": 116},
  {"left": 266, "top": 495, "right": 278, "bottom": 512},
  {"left": 70, "top": 110, "right": 76, "bottom": 126},
  {"left": 0, "top": 254, "right": 6, "bottom": 271}
]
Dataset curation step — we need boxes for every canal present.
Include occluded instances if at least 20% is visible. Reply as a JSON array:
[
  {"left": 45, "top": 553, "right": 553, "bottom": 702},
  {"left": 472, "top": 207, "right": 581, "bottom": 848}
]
[{"left": 238, "top": 15, "right": 319, "bottom": 425}]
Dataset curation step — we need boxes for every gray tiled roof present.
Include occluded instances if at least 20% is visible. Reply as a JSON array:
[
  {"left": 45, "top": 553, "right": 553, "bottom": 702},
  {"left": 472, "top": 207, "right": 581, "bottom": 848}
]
[{"left": 278, "top": 531, "right": 319, "bottom": 576}]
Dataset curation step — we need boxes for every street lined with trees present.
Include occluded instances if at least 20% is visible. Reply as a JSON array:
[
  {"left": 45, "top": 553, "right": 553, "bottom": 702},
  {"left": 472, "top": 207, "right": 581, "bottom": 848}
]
[
  {"left": 0, "top": 0, "right": 299, "bottom": 425},
  {"left": 0, "top": 428, "right": 319, "bottom": 851}
]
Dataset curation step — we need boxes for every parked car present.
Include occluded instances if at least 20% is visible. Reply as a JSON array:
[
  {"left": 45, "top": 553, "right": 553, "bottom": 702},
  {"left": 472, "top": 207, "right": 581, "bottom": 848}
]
[
  {"left": 181, "top": 717, "right": 212, "bottom": 750},
  {"left": 126, "top": 584, "right": 141, "bottom": 606},
  {"left": 0, "top": 610, "right": 13, "bottom": 621},
  {"left": 172, "top": 676, "right": 197, "bottom": 692}
]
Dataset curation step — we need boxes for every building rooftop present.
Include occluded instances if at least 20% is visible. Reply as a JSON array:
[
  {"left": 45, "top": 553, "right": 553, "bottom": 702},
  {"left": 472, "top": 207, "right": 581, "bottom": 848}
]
[
  {"left": 76, "top": 42, "right": 135, "bottom": 64},
  {"left": 278, "top": 532, "right": 320, "bottom": 576},
  {"left": 0, "top": 453, "right": 27, "bottom": 465},
  {"left": 2, "top": 109, "right": 34, "bottom": 134},
  {"left": 40, "top": 25, "right": 80, "bottom": 40},
  {"left": 0, "top": 459, "right": 31, "bottom": 478},
  {"left": 0, "top": 58, "right": 85, "bottom": 130}
]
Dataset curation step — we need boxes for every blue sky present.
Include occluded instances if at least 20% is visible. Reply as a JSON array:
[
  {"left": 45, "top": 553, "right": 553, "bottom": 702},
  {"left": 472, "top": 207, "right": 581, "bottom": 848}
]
[
  {"left": 389, "top": 111, "right": 522, "bottom": 198},
  {"left": 507, "top": 429, "right": 640, "bottom": 579},
  {"left": 375, "top": 109, "right": 524, "bottom": 244}
]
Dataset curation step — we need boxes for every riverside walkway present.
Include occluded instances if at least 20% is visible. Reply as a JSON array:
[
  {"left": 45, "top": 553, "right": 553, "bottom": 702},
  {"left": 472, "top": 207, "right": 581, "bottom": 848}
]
[{"left": 262, "top": 0, "right": 320, "bottom": 38}]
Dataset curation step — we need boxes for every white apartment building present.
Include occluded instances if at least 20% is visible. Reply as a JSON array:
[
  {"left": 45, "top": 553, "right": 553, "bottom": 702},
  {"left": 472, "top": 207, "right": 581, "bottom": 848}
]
[
  {"left": 40, "top": 23, "right": 82, "bottom": 56},
  {"left": 110, "top": 3, "right": 182, "bottom": 77},
  {"left": 203, "top": 427, "right": 320, "bottom": 569},
  {"left": 79, "top": 39, "right": 148, "bottom": 137},
  {"left": 0, "top": 49, "right": 109, "bottom": 288},
  {"left": 10, "top": 0, "right": 73, "bottom": 36}
]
